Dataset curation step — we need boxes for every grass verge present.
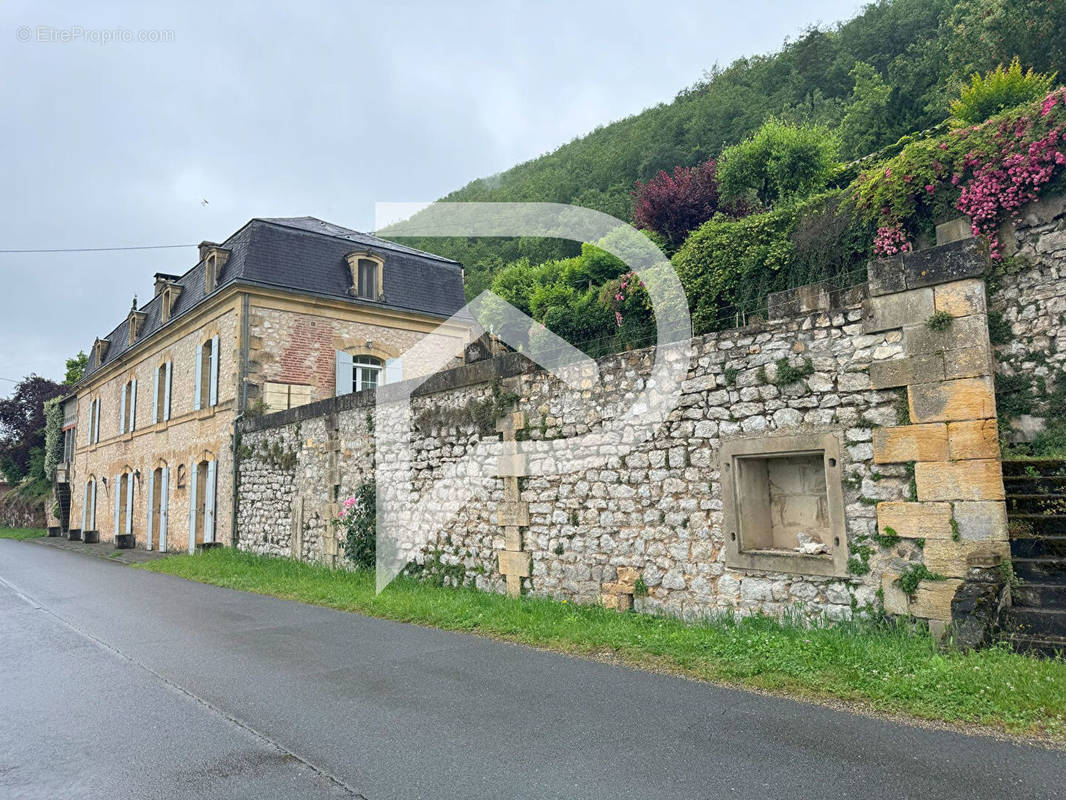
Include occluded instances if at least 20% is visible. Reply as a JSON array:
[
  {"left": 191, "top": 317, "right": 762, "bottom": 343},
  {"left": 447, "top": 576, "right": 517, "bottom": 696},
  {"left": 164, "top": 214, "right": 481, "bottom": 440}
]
[
  {"left": 0, "top": 528, "right": 47, "bottom": 540},
  {"left": 139, "top": 548, "right": 1066, "bottom": 740}
]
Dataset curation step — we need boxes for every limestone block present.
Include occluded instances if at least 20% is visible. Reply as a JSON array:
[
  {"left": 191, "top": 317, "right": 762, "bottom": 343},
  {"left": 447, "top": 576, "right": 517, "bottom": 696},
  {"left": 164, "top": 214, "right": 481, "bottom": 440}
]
[
  {"left": 942, "top": 346, "right": 994, "bottom": 380},
  {"left": 925, "top": 540, "right": 1009, "bottom": 578},
  {"left": 867, "top": 255, "right": 906, "bottom": 296},
  {"left": 873, "top": 423, "right": 948, "bottom": 463},
  {"left": 934, "top": 279, "right": 986, "bottom": 317},
  {"left": 877, "top": 501, "right": 954, "bottom": 539},
  {"left": 915, "top": 459, "right": 1004, "bottom": 501},
  {"left": 498, "top": 549, "right": 531, "bottom": 578},
  {"left": 902, "top": 237, "right": 989, "bottom": 290},
  {"left": 496, "top": 501, "right": 530, "bottom": 527},
  {"left": 902, "top": 314, "right": 988, "bottom": 357},
  {"left": 881, "top": 572, "right": 909, "bottom": 615},
  {"left": 497, "top": 453, "right": 528, "bottom": 477},
  {"left": 952, "top": 501, "right": 1008, "bottom": 542},
  {"left": 862, "top": 288, "right": 935, "bottom": 334},
  {"left": 908, "top": 377, "right": 995, "bottom": 423},
  {"left": 934, "top": 218, "right": 973, "bottom": 247},
  {"left": 869, "top": 353, "right": 945, "bottom": 389},
  {"left": 909, "top": 579, "right": 963, "bottom": 621},
  {"left": 947, "top": 419, "right": 999, "bottom": 460},
  {"left": 616, "top": 566, "right": 641, "bottom": 590}
]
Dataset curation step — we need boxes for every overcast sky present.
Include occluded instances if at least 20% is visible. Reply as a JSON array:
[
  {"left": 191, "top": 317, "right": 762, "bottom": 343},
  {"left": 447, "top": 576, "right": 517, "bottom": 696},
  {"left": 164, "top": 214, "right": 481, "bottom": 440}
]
[{"left": 1, "top": 0, "right": 861, "bottom": 392}]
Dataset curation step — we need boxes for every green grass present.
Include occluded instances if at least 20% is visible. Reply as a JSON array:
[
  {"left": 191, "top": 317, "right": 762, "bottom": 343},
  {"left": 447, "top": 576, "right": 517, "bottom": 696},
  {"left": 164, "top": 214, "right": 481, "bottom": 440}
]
[
  {"left": 139, "top": 548, "right": 1066, "bottom": 740},
  {"left": 0, "top": 528, "right": 47, "bottom": 540}
]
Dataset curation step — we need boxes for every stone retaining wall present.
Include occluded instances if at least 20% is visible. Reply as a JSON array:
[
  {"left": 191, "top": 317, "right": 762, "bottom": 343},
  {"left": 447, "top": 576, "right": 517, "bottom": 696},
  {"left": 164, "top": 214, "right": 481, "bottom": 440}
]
[{"left": 236, "top": 216, "right": 1063, "bottom": 628}]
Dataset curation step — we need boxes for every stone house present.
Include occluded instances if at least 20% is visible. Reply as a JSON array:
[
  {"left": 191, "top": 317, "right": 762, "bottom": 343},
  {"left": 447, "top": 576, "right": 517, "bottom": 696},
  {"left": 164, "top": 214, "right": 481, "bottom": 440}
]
[{"left": 60, "top": 217, "right": 470, "bottom": 552}]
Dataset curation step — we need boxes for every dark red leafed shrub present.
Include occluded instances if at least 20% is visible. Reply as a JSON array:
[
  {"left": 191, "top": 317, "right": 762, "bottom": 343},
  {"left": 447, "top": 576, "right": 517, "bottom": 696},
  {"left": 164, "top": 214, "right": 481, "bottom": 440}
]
[{"left": 632, "top": 159, "right": 720, "bottom": 248}]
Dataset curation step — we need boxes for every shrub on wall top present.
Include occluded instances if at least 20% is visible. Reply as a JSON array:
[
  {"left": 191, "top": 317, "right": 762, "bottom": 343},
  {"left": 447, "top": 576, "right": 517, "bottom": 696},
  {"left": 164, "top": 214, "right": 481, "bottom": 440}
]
[{"left": 950, "top": 58, "right": 1057, "bottom": 126}]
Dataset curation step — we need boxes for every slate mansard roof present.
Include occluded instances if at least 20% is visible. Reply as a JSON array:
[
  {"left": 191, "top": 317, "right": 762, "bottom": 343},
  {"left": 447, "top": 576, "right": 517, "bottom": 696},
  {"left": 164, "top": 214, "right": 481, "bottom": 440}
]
[{"left": 83, "top": 217, "right": 466, "bottom": 379}]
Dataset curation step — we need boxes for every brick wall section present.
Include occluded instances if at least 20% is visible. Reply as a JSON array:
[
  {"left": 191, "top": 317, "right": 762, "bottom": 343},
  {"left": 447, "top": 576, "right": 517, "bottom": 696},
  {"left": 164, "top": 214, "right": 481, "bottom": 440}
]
[{"left": 247, "top": 304, "right": 464, "bottom": 405}]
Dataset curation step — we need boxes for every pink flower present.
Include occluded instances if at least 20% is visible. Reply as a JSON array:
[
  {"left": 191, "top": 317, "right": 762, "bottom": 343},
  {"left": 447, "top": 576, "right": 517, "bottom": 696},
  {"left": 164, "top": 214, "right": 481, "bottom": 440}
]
[
  {"left": 925, "top": 184, "right": 935, "bottom": 194},
  {"left": 614, "top": 311, "right": 623, "bottom": 327}
]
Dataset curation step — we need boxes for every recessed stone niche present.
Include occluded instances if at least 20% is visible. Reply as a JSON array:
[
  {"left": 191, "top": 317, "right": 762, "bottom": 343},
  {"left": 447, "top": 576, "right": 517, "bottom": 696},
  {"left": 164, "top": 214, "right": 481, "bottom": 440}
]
[{"left": 721, "top": 432, "right": 849, "bottom": 577}]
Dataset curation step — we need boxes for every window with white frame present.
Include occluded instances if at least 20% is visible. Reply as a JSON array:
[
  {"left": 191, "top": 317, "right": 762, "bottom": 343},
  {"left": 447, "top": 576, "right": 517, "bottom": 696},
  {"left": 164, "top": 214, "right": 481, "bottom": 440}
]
[
  {"left": 81, "top": 477, "right": 97, "bottom": 531},
  {"left": 88, "top": 397, "right": 101, "bottom": 444},
  {"left": 153, "top": 361, "right": 172, "bottom": 424},
  {"left": 333, "top": 352, "right": 403, "bottom": 395},
  {"left": 194, "top": 335, "right": 220, "bottom": 410},
  {"left": 119, "top": 378, "right": 137, "bottom": 433}
]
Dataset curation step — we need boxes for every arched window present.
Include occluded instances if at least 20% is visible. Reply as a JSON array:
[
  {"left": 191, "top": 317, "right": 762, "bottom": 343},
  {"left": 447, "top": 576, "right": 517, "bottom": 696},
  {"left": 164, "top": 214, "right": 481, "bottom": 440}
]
[{"left": 353, "top": 355, "right": 382, "bottom": 391}]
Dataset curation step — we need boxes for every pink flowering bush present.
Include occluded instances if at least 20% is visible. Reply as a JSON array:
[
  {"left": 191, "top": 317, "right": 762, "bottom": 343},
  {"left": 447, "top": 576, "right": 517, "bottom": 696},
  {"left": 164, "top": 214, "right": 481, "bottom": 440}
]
[
  {"left": 334, "top": 481, "right": 376, "bottom": 568},
  {"left": 850, "top": 87, "right": 1066, "bottom": 258}
]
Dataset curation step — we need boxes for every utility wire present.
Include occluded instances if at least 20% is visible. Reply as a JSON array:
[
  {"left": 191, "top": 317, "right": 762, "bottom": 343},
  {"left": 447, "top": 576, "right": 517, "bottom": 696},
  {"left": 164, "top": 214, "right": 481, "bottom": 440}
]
[{"left": 0, "top": 244, "right": 195, "bottom": 254}]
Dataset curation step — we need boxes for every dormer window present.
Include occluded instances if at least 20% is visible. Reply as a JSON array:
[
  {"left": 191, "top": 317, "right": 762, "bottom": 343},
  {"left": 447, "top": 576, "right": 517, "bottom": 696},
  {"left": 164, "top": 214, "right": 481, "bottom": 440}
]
[
  {"left": 160, "top": 283, "right": 183, "bottom": 324},
  {"left": 199, "top": 242, "right": 230, "bottom": 294},
  {"left": 345, "top": 252, "right": 384, "bottom": 301},
  {"left": 92, "top": 338, "right": 110, "bottom": 367},
  {"left": 127, "top": 299, "right": 146, "bottom": 346}
]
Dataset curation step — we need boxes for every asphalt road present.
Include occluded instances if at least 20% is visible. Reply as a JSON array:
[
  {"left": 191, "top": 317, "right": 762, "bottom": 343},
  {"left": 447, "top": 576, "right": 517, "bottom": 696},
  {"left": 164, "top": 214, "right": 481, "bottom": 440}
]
[{"left": 1, "top": 540, "right": 1064, "bottom": 800}]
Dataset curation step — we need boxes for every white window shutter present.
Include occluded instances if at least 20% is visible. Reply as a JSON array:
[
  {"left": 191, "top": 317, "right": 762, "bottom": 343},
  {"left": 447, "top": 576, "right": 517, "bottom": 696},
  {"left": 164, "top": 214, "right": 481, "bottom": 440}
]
[
  {"left": 194, "top": 343, "right": 203, "bottom": 411},
  {"left": 130, "top": 378, "right": 137, "bottom": 431},
  {"left": 209, "top": 334, "right": 220, "bottom": 406},
  {"left": 113, "top": 474, "right": 121, "bottom": 537},
  {"left": 164, "top": 362, "right": 172, "bottom": 420},
  {"left": 119, "top": 384, "right": 127, "bottom": 434},
  {"left": 82, "top": 481, "right": 89, "bottom": 531},
  {"left": 159, "top": 467, "right": 169, "bottom": 552},
  {"left": 188, "top": 461, "right": 199, "bottom": 553},
  {"left": 205, "top": 460, "right": 217, "bottom": 543},
  {"left": 91, "top": 480, "right": 97, "bottom": 529},
  {"left": 94, "top": 399, "right": 101, "bottom": 443},
  {"left": 145, "top": 472, "right": 154, "bottom": 550},
  {"left": 124, "top": 473, "right": 134, "bottom": 535},
  {"left": 152, "top": 366, "right": 159, "bottom": 424},
  {"left": 335, "top": 351, "right": 353, "bottom": 396},
  {"left": 385, "top": 358, "right": 402, "bottom": 384}
]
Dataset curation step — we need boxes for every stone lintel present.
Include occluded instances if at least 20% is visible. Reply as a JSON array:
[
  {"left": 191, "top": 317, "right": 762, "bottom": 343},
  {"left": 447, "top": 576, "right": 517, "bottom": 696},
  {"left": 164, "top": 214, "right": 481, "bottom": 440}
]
[{"left": 873, "top": 423, "right": 948, "bottom": 463}]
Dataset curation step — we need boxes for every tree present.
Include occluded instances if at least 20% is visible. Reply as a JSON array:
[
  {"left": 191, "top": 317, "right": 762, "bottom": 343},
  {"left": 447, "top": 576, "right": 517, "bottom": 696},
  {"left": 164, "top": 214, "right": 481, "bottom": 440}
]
[
  {"left": 632, "top": 159, "right": 721, "bottom": 247},
  {"left": 839, "top": 62, "right": 895, "bottom": 160},
  {"left": 717, "top": 119, "right": 839, "bottom": 209},
  {"left": 0, "top": 375, "right": 64, "bottom": 483},
  {"left": 64, "top": 351, "right": 88, "bottom": 385}
]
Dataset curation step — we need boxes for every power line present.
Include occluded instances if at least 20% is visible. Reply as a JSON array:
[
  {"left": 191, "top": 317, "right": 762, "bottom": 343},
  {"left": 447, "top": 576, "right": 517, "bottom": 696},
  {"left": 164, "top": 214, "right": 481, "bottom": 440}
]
[{"left": 0, "top": 244, "right": 195, "bottom": 254}]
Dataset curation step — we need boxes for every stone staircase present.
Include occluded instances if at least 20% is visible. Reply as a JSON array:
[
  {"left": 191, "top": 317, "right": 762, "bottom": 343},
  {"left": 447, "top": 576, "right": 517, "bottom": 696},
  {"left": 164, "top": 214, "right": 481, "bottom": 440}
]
[{"left": 1000, "top": 460, "right": 1066, "bottom": 656}]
